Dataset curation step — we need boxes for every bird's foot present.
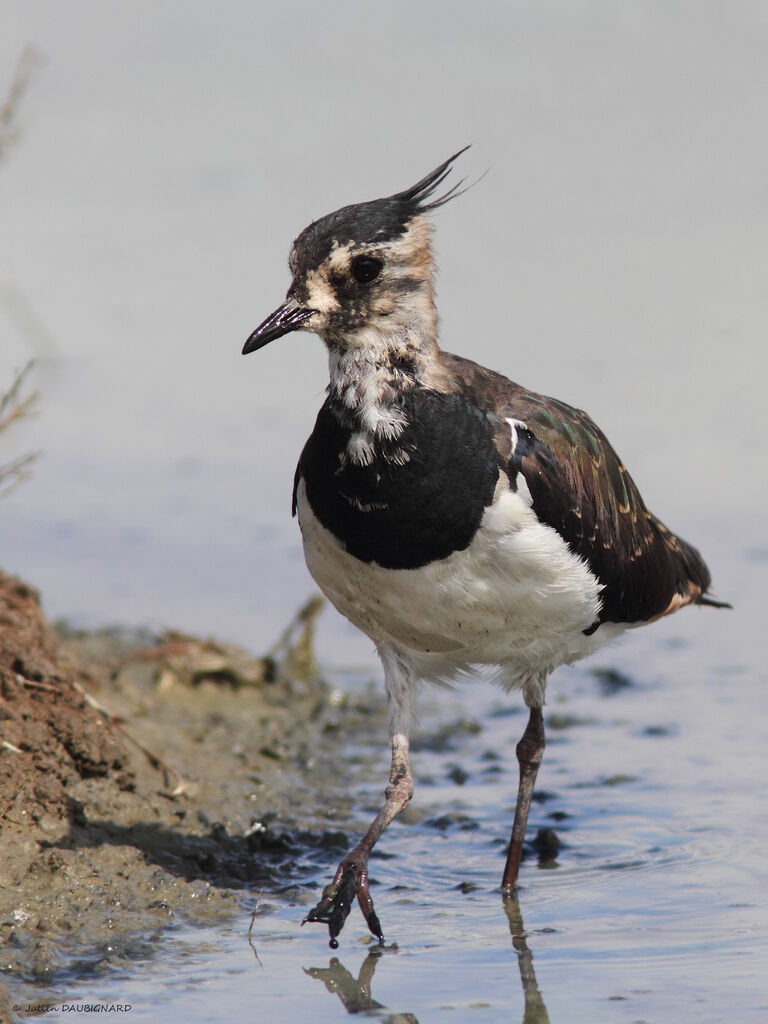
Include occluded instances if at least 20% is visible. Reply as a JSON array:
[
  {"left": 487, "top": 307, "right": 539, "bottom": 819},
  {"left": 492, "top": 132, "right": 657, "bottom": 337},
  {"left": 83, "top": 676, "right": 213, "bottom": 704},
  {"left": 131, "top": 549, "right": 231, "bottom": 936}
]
[{"left": 302, "top": 848, "right": 383, "bottom": 949}]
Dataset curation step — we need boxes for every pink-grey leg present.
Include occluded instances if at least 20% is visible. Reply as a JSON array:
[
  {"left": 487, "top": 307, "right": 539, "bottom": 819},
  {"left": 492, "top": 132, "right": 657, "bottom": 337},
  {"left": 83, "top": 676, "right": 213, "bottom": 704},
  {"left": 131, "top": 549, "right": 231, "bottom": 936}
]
[
  {"left": 303, "top": 733, "right": 413, "bottom": 947},
  {"left": 502, "top": 706, "right": 546, "bottom": 892}
]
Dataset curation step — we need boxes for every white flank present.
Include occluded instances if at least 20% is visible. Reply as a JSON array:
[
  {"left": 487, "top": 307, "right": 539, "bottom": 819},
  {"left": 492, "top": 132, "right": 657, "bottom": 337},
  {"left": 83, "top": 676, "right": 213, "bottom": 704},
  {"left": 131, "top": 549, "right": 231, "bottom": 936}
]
[{"left": 295, "top": 478, "right": 621, "bottom": 709}]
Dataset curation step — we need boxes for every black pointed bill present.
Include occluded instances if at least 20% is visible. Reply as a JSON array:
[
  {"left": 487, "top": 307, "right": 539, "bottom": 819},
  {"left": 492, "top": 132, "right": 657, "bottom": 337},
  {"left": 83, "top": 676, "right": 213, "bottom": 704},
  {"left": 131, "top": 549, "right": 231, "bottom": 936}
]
[{"left": 242, "top": 303, "right": 317, "bottom": 355}]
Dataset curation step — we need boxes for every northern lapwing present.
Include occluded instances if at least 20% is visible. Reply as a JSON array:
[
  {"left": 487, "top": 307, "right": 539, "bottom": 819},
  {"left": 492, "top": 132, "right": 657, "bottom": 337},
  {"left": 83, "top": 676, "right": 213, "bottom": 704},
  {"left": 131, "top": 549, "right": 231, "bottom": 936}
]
[{"left": 242, "top": 149, "right": 728, "bottom": 948}]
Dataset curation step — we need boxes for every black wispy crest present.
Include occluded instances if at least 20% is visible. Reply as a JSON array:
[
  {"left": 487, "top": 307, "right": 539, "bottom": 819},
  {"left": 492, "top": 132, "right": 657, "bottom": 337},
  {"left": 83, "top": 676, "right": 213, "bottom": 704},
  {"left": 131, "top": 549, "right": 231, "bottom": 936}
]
[
  {"left": 289, "top": 148, "right": 477, "bottom": 262},
  {"left": 390, "top": 146, "right": 473, "bottom": 215}
]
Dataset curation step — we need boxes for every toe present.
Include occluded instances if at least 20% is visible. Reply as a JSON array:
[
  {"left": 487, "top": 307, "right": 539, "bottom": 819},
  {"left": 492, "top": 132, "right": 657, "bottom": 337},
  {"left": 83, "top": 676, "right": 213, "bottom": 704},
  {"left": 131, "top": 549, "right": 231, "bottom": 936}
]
[
  {"left": 355, "top": 871, "right": 384, "bottom": 942},
  {"left": 303, "top": 864, "right": 358, "bottom": 947}
]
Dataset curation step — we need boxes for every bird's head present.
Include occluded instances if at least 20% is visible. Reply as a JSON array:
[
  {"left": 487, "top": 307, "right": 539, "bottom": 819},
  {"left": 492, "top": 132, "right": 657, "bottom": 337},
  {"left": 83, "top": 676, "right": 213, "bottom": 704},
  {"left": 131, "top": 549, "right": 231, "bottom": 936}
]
[{"left": 243, "top": 148, "right": 469, "bottom": 359}]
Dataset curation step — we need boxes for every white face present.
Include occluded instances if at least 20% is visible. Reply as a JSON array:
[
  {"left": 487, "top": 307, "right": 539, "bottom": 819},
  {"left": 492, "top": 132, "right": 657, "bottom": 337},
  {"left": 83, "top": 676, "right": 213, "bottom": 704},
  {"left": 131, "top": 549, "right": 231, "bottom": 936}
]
[{"left": 287, "top": 217, "right": 437, "bottom": 352}]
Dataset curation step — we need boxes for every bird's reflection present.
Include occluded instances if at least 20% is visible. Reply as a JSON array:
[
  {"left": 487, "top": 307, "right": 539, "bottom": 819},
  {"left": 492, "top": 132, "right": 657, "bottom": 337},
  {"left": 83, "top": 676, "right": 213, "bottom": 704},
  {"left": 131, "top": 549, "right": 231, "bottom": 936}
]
[
  {"left": 303, "top": 892, "right": 550, "bottom": 1023},
  {"left": 503, "top": 892, "right": 551, "bottom": 1024},
  {"left": 304, "top": 945, "right": 417, "bottom": 1023}
]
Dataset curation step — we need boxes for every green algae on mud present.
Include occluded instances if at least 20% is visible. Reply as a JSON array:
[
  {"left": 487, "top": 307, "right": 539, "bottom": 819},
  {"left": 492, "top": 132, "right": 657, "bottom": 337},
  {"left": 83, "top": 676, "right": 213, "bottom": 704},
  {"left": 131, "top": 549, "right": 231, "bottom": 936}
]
[{"left": 0, "top": 572, "right": 385, "bottom": 993}]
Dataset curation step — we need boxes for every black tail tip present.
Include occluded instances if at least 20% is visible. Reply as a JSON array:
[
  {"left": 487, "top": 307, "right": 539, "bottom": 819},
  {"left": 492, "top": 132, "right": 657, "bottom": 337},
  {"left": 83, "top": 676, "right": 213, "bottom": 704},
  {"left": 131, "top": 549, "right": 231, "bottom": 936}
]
[{"left": 697, "top": 595, "right": 733, "bottom": 610}]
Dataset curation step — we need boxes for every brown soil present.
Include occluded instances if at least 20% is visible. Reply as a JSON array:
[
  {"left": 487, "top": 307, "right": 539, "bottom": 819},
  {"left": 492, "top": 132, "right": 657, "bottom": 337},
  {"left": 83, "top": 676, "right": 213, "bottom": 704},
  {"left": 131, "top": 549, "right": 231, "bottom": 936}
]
[{"left": 0, "top": 571, "right": 384, "bottom": 1006}]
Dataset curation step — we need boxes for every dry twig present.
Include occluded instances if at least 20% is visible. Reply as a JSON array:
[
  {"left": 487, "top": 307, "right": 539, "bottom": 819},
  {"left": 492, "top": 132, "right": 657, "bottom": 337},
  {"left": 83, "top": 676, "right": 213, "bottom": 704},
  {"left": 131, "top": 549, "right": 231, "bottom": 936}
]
[
  {"left": 0, "top": 359, "right": 37, "bottom": 431},
  {"left": 0, "top": 361, "right": 40, "bottom": 497},
  {"left": 0, "top": 45, "right": 41, "bottom": 164}
]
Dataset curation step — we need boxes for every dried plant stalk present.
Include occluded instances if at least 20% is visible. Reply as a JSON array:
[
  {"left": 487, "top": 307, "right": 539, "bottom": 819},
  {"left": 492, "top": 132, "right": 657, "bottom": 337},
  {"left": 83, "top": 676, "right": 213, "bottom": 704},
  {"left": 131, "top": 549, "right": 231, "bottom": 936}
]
[
  {"left": 0, "top": 45, "right": 41, "bottom": 163},
  {"left": 0, "top": 361, "right": 39, "bottom": 497}
]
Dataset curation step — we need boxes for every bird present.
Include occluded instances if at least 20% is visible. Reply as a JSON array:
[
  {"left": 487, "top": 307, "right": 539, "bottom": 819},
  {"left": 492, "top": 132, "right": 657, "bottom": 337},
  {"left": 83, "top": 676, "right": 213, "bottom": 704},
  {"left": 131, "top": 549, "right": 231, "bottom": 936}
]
[{"left": 242, "top": 149, "right": 728, "bottom": 949}]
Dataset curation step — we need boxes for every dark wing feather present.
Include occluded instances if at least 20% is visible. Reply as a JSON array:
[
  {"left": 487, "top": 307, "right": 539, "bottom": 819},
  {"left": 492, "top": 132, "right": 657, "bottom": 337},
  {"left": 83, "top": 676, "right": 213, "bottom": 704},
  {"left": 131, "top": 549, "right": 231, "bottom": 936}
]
[{"left": 438, "top": 351, "right": 719, "bottom": 625}]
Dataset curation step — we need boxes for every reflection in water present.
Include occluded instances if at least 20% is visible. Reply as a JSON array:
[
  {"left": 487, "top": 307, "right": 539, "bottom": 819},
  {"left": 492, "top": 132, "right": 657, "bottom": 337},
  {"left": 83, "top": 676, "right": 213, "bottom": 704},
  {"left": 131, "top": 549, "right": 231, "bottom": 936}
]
[
  {"left": 503, "top": 893, "right": 551, "bottom": 1024},
  {"left": 303, "top": 894, "right": 550, "bottom": 1023},
  {"left": 304, "top": 946, "right": 417, "bottom": 1022}
]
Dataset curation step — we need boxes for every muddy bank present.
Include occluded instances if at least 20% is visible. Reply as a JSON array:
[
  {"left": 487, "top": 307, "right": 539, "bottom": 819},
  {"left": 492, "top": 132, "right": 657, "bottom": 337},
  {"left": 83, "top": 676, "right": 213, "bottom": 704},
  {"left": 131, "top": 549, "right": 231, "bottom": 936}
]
[{"left": 0, "top": 571, "right": 385, "bottom": 1005}]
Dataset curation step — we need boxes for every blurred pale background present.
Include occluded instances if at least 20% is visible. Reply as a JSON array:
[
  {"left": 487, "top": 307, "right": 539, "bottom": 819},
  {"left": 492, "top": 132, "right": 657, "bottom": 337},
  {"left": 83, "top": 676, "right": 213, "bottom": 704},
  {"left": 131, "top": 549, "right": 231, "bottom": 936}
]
[
  {"left": 1, "top": 1, "right": 764, "bottom": 667},
  {"left": 3, "top": 5, "right": 768, "bottom": 1021}
]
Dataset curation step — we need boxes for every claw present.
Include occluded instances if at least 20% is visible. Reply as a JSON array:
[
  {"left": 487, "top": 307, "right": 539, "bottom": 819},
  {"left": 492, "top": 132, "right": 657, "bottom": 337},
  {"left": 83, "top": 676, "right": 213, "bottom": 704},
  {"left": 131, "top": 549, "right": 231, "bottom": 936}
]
[
  {"left": 303, "top": 868, "right": 357, "bottom": 947},
  {"left": 355, "top": 869, "right": 384, "bottom": 943},
  {"left": 302, "top": 855, "right": 384, "bottom": 947}
]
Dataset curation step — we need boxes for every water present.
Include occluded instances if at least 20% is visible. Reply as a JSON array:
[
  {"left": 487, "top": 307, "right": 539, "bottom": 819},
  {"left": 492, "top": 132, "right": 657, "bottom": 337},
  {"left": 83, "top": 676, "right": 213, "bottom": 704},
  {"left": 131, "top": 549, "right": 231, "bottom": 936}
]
[
  {"left": 2, "top": 1, "right": 767, "bottom": 1021},
  {"left": 22, "top": 662, "right": 768, "bottom": 1022}
]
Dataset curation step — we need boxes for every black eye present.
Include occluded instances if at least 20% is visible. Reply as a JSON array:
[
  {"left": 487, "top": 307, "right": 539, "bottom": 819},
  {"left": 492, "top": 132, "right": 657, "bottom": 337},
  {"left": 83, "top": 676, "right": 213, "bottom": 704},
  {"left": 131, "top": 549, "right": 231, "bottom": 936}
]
[{"left": 351, "top": 255, "right": 383, "bottom": 284}]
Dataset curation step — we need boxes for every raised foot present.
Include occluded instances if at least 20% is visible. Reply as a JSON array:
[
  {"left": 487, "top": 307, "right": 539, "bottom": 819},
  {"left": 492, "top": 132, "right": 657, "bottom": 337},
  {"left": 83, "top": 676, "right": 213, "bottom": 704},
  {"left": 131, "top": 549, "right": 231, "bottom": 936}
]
[{"left": 302, "top": 851, "right": 384, "bottom": 949}]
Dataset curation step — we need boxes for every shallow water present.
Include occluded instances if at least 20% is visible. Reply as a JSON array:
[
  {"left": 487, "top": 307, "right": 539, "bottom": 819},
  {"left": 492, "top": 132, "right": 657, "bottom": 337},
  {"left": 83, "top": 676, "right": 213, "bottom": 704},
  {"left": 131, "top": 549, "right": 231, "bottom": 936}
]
[
  {"left": 22, "top": 658, "right": 768, "bottom": 1023},
  {"left": 2, "top": 1, "right": 768, "bottom": 1021}
]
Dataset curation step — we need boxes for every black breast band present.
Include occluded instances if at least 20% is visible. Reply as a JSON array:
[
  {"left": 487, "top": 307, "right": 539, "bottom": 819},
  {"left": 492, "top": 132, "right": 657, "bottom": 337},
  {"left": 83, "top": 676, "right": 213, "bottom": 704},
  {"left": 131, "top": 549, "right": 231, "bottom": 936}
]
[{"left": 295, "top": 391, "right": 501, "bottom": 570}]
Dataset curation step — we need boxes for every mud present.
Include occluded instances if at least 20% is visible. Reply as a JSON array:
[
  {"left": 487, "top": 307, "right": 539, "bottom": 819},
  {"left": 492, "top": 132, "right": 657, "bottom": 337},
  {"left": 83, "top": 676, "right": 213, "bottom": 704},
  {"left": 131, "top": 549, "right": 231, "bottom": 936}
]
[{"left": 0, "top": 571, "right": 386, "bottom": 1002}]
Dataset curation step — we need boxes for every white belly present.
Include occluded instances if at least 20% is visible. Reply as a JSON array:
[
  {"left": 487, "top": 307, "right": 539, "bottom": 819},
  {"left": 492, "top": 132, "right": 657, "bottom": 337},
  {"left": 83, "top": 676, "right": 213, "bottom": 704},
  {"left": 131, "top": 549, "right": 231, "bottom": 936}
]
[{"left": 295, "top": 477, "right": 625, "bottom": 695}]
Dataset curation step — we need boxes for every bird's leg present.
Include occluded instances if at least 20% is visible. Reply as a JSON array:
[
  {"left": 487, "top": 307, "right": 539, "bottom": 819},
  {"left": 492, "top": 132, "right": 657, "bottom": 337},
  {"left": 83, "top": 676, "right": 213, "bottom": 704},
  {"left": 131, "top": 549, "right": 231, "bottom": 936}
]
[
  {"left": 502, "top": 706, "right": 545, "bottom": 892},
  {"left": 303, "top": 732, "right": 413, "bottom": 948}
]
